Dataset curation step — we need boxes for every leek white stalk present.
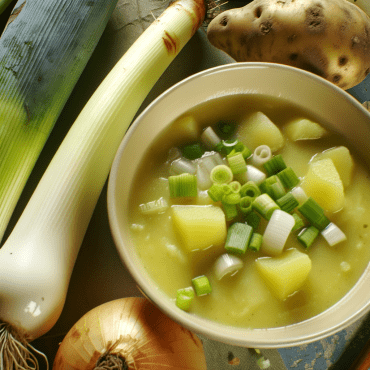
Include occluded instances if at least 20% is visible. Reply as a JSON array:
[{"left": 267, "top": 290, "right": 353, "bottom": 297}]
[{"left": 0, "top": 0, "right": 206, "bottom": 367}]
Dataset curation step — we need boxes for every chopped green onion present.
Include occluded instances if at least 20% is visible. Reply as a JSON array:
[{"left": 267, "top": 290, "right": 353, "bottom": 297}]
[
  {"left": 260, "top": 175, "right": 286, "bottom": 200},
  {"left": 192, "top": 275, "right": 212, "bottom": 296},
  {"left": 261, "top": 210, "right": 295, "bottom": 255},
  {"left": 201, "top": 126, "right": 221, "bottom": 150},
  {"left": 239, "top": 196, "right": 254, "bottom": 214},
  {"left": 222, "top": 201, "right": 238, "bottom": 221},
  {"left": 169, "top": 173, "right": 197, "bottom": 198},
  {"left": 298, "top": 226, "right": 320, "bottom": 249},
  {"left": 139, "top": 197, "right": 169, "bottom": 215},
  {"left": 214, "top": 253, "right": 243, "bottom": 280},
  {"left": 227, "top": 152, "right": 247, "bottom": 174},
  {"left": 245, "top": 211, "right": 261, "bottom": 231},
  {"left": 231, "top": 141, "right": 252, "bottom": 159},
  {"left": 321, "top": 222, "right": 347, "bottom": 247},
  {"left": 207, "top": 183, "right": 225, "bottom": 202},
  {"left": 222, "top": 192, "right": 241, "bottom": 205},
  {"left": 252, "top": 145, "right": 272, "bottom": 166},
  {"left": 181, "top": 142, "right": 205, "bottom": 160},
  {"left": 290, "top": 186, "right": 308, "bottom": 204},
  {"left": 277, "top": 167, "right": 300, "bottom": 189},
  {"left": 225, "top": 222, "right": 253, "bottom": 255},
  {"left": 263, "top": 154, "right": 287, "bottom": 176},
  {"left": 240, "top": 181, "right": 261, "bottom": 198},
  {"left": 245, "top": 165, "right": 267, "bottom": 185},
  {"left": 292, "top": 212, "right": 305, "bottom": 231},
  {"left": 216, "top": 120, "right": 236, "bottom": 138},
  {"left": 252, "top": 193, "right": 281, "bottom": 220},
  {"left": 229, "top": 181, "right": 242, "bottom": 193},
  {"left": 196, "top": 162, "right": 213, "bottom": 190},
  {"left": 169, "top": 157, "right": 197, "bottom": 175},
  {"left": 276, "top": 192, "right": 299, "bottom": 213},
  {"left": 257, "top": 356, "right": 271, "bottom": 369},
  {"left": 249, "top": 232, "right": 263, "bottom": 252},
  {"left": 210, "top": 164, "right": 233, "bottom": 184},
  {"left": 176, "top": 287, "right": 195, "bottom": 311},
  {"left": 298, "top": 197, "right": 330, "bottom": 230}
]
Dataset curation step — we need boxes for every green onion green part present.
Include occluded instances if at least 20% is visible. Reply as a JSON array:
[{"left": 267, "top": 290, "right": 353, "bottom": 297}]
[
  {"left": 231, "top": 141, "right": 252, "bottom": 159},
  {"left": 222, "top": 192, "right": 242, "bottom": 205},
  {"left": 210, "top": 164, "right": 233, "bottom": 184},
  {"left": 227, "top": 152, "right": 247, "bottom": 174},
  {"left": 276, "top": 192, "right": 299, "bottom": 213},
  {"left": 176, "top": 287, "right": 195, "bottom": 311},
  {"left": 207, "top": 183, "right": 225, "bottom": 202},
  {"left": 239, "top": 196, "right": 254, "bottom": 214},
  {"left": 249, "top": 232, "right": 263, "bottom": 252},
  {"left": 260, "top": 175, "right": 286, "bottom": 200},
  {"left": 229, "top": 181, "right": 242, "bottom": 193},
  {"left": 222, "top": 201, "right": 238, "bottom": 221},
  {"left": 298, "top": 197, "right": 330, "bottom": 230},
  {"left": 263, "top": 154, "right": 287, "bottom": 176},
  {"left": 245, "top": 211, "right": 261, "bottom": 231},
  {"left": 169, "top": 173, "right": 197, "bottom": 198},
  {"left": 240, "top": 181, "right": 261, "bottom": 198},
  {"left": 252, "top": 193, "right": 281, "bottom": 220},
  {"left": 192, "top": 275, "right": 212, "bottom": 296},
  {"left": 225, "top": 222, "right": 253, "bottom": 255},
  {"left": 181, "top": 142, "right": 205, "bottom": 160},
  {"left": 277, "top": 167, "right": 300, "bottom": 189},
  {"left": 216, "top": 120, "right": 236, "bottom": 138},
  {"left": 298, "top": 226, "right": 320, "bottom": 249},
  {"left": 292, "top": 213, "right": 305, "bottom": 231}
]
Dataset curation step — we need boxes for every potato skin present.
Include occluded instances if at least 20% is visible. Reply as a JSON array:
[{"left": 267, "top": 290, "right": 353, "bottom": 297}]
[{"left": 207, "top": 0, "right": 370, "bottom": 89}]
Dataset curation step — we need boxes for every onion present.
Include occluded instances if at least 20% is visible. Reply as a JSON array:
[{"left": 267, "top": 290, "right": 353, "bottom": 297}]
[{"left": 53, "top": 297, "right": 207, "bottom": 370}]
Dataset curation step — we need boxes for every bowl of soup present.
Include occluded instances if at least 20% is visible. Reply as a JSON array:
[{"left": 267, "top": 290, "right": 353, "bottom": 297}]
[{"left": 107, "top": 62, "right": 370, "bottom": 348}]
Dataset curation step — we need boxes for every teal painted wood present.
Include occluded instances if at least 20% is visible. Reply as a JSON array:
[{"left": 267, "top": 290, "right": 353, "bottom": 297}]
[{"left": 0, "top": 0, "right": 118, "bottom": 241}]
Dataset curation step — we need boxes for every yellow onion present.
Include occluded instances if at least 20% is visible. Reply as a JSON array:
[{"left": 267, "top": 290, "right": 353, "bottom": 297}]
[{"left": 53, "top": 297, "right": 207, "bottom": 370}]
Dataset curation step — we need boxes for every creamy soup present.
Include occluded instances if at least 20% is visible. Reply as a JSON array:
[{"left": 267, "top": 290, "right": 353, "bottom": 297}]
[{"left": 128, "top": 94, "right": 370, "bottom": 329}]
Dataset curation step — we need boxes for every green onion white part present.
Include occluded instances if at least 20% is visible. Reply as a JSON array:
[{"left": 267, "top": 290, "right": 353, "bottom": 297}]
[
  {"left": 261, "top": 210, "right": 295, "bottom": 256},
  {"left": 0, "top": 0, "right": 206, "bottom": 366},
  {"left": 196, "top": 162, "right": 213, "bottom": 190},
  {"left": 170, "top": 157, "right": 197, "bottom": 175},
  {"left": 201, "top": 126, "right": 222, "bottom": 149},
  {"left": 245, "top": 165, "right": 267, "bottom": 184},
  {"left": 251, "top": 145, "right": 272, "bottom": 166},
  {"left": 290, "top": 186, "right": 308, "bottom": 204},
  {"left": 139, "top": 197, "right": 169, "bottom": 215},
  {"left": 321, "top": 222, "right": 347, "bottom": 247},
  {"left": 214, "top": 253, "right": 243, "bottom": 280}
]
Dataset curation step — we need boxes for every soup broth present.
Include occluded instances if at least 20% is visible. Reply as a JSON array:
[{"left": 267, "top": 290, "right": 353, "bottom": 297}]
[{"left": 128, "top": 94, "right": 370, "bottom": 329}]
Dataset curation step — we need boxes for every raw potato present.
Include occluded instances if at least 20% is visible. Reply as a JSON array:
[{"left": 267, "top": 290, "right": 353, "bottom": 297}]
[
  {"left": 256, "top": 248, "right": 312, "bottom": 300},
  {"left": 237, "top": 111, "right": 285, "bottom": 152},
  {"left": 207, "top": 0, "right": 370, "bottom": 89},
  {"left": 171, "top": 205, "right": 227, "bottom": 252}
]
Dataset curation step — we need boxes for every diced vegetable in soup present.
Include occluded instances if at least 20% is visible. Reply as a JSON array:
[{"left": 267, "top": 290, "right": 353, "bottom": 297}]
[{"left": 128, "top": 95, "right": 370, "bottom": 329}]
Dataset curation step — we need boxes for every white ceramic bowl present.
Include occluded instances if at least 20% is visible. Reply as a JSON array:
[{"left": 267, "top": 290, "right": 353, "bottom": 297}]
[{"left": 107, "top": 62, "right": 370, "bottom": 348}]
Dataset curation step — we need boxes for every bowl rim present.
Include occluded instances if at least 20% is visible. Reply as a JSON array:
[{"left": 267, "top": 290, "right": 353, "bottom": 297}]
[{"left": 108, "top": 62, "right": 370, "bottom": 348}]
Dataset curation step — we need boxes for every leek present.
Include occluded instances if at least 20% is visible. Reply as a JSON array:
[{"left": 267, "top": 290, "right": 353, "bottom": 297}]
[
  {"left": 0, "top": 0, "right": 207, "bottom": 367},
  {"left": 0, "top": 0, "right": 119, "bottom": 242}
]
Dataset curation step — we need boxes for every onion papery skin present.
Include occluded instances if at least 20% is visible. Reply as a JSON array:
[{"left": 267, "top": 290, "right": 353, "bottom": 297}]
[{"left": 53, "top": 297, "right": 207, "bottom": 370}]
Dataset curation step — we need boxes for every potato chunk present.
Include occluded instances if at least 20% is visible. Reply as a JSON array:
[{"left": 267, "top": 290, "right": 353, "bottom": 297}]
[
  {"left": 302, "top": 158, "right": 344, "bottom": 213},
  {"left": 171, "top": 205, "right": 227, "bottom": 252},
  {"left": 312, "top": 146, "right": 354, "bottom": 187},
  {"left": 256, "top": 248, "right": 312, "bottom": 300},
  {"left": 207, "top": 0, "right": 370, "bottom": 89},
  {"left": 237, "top": 111, "right": 284, "bottom": 152},
  {"left": 284, "top": 118, "right": 329, "bottom": 141}
]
